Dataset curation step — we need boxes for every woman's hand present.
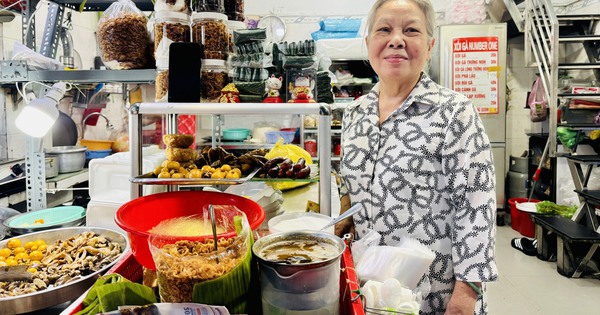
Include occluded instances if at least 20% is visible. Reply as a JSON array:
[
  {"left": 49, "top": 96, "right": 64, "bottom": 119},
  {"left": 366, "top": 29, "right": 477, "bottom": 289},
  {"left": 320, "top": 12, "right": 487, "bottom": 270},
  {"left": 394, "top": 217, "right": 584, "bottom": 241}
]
[
  {"left": 444, "top": 281, "right": 478, "bottom": 315},
  {"left": 335, "top": 194, "right": 356, "bottom": 238}
]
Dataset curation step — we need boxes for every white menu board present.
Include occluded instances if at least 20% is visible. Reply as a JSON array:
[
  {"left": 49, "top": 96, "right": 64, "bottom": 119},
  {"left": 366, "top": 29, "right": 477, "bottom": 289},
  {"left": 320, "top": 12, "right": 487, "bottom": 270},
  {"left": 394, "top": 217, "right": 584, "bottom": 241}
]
[{"left": 451, "top": 36, "right": 500, "bottom": 114}]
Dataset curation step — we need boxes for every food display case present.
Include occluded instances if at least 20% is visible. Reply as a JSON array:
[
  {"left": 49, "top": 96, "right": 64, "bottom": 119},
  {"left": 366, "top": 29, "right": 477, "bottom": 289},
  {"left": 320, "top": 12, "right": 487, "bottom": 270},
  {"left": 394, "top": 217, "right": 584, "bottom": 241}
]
[{"left": 127, "top": 102, "right": 336, "bottom": 216}]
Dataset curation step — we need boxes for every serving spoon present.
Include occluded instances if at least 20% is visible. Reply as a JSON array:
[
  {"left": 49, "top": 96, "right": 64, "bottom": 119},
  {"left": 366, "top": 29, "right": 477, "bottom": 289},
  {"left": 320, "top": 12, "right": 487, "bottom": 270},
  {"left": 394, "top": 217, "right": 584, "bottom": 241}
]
[
  {"left": 320, "top": 203, "right": 362, "bottom": 231},
  {"left": 209, "top": 204, "right": 219, "bottom": 263}
]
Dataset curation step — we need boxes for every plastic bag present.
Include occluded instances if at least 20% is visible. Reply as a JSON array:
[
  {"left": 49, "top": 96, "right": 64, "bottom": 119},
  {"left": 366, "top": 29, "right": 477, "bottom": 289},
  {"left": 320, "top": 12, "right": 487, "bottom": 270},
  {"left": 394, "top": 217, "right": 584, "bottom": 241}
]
[
  {"left": 97, "top": 0, "right": 151, "bottom": 69},
  {"left": 11, "top": 42, "right": 63, "bottom": 70},
  {"left": 556, "top": 127, "right": 581, "bottom": 150},
  {"left": 528, "top": 76, "right": 548, "bottom": 122}
]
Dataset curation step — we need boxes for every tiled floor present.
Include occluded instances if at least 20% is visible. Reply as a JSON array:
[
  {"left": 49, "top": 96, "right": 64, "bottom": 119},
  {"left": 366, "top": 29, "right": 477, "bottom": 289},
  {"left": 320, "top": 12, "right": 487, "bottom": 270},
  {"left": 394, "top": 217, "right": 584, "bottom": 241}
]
[{"left": 488, "top": 225, "right": 600, "bottom": 314}]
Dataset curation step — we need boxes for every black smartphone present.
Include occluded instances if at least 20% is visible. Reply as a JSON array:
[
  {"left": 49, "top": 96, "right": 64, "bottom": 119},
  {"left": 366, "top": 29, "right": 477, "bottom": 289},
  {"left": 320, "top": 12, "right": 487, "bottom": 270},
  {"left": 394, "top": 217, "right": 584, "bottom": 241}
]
[{"left": 168, "top": 42, "right": 202, "bottom": 103}]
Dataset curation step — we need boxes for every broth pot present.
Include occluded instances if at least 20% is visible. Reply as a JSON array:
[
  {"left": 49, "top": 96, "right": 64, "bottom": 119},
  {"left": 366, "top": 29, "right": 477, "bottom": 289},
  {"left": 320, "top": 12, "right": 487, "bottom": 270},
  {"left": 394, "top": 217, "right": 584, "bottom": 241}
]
[{"left": 252, "top": 231, "right": 345, "bottom": 314}]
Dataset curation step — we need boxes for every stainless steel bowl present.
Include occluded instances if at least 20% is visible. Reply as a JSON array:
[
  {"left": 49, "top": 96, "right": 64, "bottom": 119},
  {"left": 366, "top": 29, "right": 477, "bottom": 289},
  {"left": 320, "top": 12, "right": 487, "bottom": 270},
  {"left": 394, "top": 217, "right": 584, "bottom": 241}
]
[
  {"left": 45, "top": 146, "right": 87, "bottom": 173},
  {"left": 45, "top": 156, "right": 59, "bottom": 178},
  {"left": 0, "top": 227, "right": 129, "bottom": 314}
]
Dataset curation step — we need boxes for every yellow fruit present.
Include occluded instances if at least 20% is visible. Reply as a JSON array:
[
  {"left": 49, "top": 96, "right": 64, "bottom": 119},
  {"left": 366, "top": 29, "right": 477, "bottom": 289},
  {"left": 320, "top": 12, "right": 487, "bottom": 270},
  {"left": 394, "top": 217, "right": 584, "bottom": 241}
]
[
  {"left": 211, "top": 171, "right": 222, "bottom": 179},
  {"left": 153, "top": 166, "right": 163, "bottom": 176},
  {"left": 201, "top": 165, "right": 212, "bottom": 172},
  {"left": 15, "top": 252, "right": 29, "bottom": 260},
  {"left": 24, "top": 241, "right": 36, "bottom": 250},
  {"left": 265, "top": 138, "right": 313, "bottom": 164},
  {"left": 0, "top": 248, "right": 10, "bottom": 258},
  {"left": 13, "top": 247, "right": 25, "bottom": 255},
  {"left": 27, "top": 267, "right": 37, "bottom": 273},
  {"left": 7, "top": 238, "right": 21, "bottom": 249},
  {"left": 5, "top": 258, "right": 17, "bottom": 266},
  {"left": 34, "top": 240, "right": 46, "bottom": 247},
  {"left": 232, "top": 168, "right": 242, "bottom": 177},
  {"left": 220, "top": 164, "right": 232, "bottom": 172},
  {"left": 190, "top": 169, "right": 203, "bottom": 178},
  {"left": 158, "top": 172, "right": 171, "bottom": 178},
  {"left": 29, "top": 250, "right": 43, "bottom": 261},
  {"left": 226, "top": 170, "right": 240, "bottom": 179},
  {"left": 0, "top": 256, "right": 4, "bottom": 262},
  {"left": 162, "top": 160, "right": 170, "bottom": 167},
  {"left": 37, "top": 244, "right": 47, "bottom": 252},
  {"left": 167, "top": 161, "right": 181, "bottom": 170},
  {"left": 171, "top": 173, "right": 184, "bottom": 179}
]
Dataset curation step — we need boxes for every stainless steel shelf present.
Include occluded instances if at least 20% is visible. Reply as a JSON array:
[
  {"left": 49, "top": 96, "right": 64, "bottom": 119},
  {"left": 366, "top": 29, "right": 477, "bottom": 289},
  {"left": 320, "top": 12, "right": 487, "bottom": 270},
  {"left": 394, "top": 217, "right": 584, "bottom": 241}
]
[
  {"left": 304, "top": 128, "right": 341, "bottom": 134},
  {"left": 0, "top": 62, "right": 156, "bottom": 84}
]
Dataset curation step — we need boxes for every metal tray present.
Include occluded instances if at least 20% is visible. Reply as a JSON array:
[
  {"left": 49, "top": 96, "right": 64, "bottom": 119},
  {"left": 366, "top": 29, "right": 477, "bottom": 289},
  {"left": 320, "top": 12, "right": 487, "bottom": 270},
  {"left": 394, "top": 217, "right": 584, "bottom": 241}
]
[
  {"left": 0, "top": 227, "right": 129, "bottom": 314},
  {"left": 130, "top": 167, "right": 260, "bottom": 185}
]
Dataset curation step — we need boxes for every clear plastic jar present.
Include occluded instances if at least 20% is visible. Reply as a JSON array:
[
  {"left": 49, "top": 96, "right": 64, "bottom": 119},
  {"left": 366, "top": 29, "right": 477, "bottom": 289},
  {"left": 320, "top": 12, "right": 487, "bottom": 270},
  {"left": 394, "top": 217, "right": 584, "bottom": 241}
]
[
  {"left": 155, "top": 57, "right": 169, "bottom": 102},
  {"left": 154, "top": 11, "right": 191, "bottom": 56},
  {"left": 192, "top": 12, "right": 228, "bottom": 60},
  {"left": 194, "top": 0, "right": 224, "bottom": 13},
  {"left": 201, "top": 59, "right": 228, "bottom": 102}
]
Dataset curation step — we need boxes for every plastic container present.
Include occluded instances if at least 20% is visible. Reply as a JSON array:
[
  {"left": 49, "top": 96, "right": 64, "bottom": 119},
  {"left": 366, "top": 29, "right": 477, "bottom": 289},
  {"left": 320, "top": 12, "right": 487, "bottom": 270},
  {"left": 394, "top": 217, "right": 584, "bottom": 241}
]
[
  {"left": 227, "top": 20, "right": 246, "bottom": 53},
  {"left": 201, "top": 59, "right": 228, "bottom": 102},
  {"left": 79, "top": 139, "right": 114, "bottom": 151},
  {"left": 192, "top": 12, "right": 228, "bottom": 60},
  {"left": 222, "top": 128, "right": 250, "bottom": 141},
  {"left": 115, "top": 190, "right": 265, "bottom": 270},
  {"left": 3, "top": 206, "right": 86, "bottom": 235},
  {"left": 85, "top": 149, "right": 112, "bottom": 159},
  {"left": 508, "top": 197, "right": 539, "bottom": 237},
  {"left": 154, "top": 11, "right": 191, "bottom": 56},
  {"left": 155, "top": 59, "right": 169, "bottom": 102},
  {"left": 265, "top": 131, "right": 295, "bottom": 144},
  {"left": 268, "top": 211, "right": 334, "bottom": 234}
]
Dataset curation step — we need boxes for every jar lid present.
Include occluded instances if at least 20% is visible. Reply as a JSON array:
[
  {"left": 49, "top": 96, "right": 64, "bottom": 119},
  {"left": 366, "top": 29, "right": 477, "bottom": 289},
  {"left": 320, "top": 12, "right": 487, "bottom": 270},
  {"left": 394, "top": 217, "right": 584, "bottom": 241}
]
[
  {"left": 227, "top": 20, "right": 246, "bottom": 30},
  {"left": 155, "top": 10, "right": 190, "bottom": 22},
  {"left": 191, "top": 12, "right": 228, "bottom": 22},
  {"left": 201, "top": 59, "right": 226, "bottom": 68}
]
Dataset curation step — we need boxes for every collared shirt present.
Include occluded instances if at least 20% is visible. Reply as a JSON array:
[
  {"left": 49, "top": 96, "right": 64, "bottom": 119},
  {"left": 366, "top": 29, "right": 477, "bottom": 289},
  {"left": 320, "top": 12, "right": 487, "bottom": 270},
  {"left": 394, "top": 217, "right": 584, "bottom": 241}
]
[{"left": 340, "top": 73, "right": 499, "bottom": 314}]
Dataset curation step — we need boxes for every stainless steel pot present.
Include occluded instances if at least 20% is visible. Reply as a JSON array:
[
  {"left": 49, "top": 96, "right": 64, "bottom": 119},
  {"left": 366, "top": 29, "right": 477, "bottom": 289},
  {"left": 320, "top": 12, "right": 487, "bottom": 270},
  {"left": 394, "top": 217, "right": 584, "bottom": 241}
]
[
  {"left": 45, "top": 156, "right": 59, "bottom": 178},
  {"left": 45, "top": 146, "right": 87, "bottom": 173},
  {"left": 252, "top": 231, "right": 345, "bottom": 313}
]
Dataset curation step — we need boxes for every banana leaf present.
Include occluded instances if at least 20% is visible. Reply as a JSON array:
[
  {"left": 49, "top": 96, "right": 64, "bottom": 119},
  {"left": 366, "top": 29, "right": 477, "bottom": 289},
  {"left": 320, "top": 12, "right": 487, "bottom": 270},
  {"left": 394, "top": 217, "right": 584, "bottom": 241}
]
[{"left": 96, "top": 281, "right": 157, "bottom": 312}]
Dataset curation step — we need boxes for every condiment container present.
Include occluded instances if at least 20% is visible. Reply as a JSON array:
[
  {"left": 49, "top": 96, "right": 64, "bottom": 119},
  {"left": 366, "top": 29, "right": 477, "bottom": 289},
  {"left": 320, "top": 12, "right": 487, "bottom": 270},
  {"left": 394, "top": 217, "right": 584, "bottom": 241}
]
[
  {"left": 201, "top": 59, "right": 228, "bottom": 102},
  {"left": 192, "top": 12, "right": 228, "bottom": 60},
  {"left": 155, "top": 56, "right": 169, "bottom": 102},
  {"left": 154, "top": 11, "right": 191, "bottom": 55},
  {"left": 224, "top": 0, "right": 244, "bottom": 22}
]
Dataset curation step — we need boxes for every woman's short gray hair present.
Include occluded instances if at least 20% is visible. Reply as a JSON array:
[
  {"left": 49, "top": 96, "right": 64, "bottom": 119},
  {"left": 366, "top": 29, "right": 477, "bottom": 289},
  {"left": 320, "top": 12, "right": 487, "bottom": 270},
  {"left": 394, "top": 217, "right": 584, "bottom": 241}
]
[{"left": 365, "top": 0, "right": 436, "bottom": 39}]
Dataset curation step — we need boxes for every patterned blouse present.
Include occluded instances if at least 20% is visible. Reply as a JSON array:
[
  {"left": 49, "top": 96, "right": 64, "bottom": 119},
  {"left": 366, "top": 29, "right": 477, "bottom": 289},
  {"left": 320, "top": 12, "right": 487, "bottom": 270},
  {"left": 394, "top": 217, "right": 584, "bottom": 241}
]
[{"left": 339, "top": 73, "right": 499, "bottom": 314}]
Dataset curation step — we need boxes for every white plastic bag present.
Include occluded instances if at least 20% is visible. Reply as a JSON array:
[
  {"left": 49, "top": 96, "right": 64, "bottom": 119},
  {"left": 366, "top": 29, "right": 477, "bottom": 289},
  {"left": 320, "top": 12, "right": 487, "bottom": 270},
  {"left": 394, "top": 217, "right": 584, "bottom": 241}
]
[{"left": 11, "top": 42, "right": 63, "bottom": 71}]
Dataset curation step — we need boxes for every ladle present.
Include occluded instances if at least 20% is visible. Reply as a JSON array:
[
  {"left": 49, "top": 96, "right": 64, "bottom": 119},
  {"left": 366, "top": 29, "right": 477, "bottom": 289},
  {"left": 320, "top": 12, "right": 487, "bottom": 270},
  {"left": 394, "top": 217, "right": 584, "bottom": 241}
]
[
  {"left": 320, "top": 203, "right": 362, "bottom": 231},
  {"left": 209, "top": 204, "right": 219, "bottom": 263}
]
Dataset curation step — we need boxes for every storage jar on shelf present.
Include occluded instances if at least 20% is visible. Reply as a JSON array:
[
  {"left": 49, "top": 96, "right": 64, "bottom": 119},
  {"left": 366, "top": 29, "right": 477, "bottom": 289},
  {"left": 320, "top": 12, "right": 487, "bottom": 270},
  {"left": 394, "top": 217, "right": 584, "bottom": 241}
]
[
  {"left": 201, "top": 59, "right": 228, "bottom": 102},
  {"left": 224, "top": 0, "right": 244, "bottom": 22},
  {"left": 154, "top": 11, "right": 191, "bottom": 56},
  {"left": 192, "top": 12, "right": 229, "bottom": 60},
  {"left": 155, "top": 57, "right": 169, "bottom": 102},
  {"left": 194, "top": 0, "right": 224, "bottom": 13}
]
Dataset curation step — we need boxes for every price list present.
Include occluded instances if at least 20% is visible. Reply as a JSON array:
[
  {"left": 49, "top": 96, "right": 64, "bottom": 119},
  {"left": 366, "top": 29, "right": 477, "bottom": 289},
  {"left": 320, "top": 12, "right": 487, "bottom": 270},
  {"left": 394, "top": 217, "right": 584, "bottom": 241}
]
[{"left": 452, "top": 37, "right": 500, "bottom": 114}]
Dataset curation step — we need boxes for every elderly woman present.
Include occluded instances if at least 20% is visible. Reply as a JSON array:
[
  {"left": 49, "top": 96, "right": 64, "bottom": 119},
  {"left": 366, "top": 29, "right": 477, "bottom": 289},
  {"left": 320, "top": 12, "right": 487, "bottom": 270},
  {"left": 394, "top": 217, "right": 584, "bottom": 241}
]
[{"left": 335, "top": 0, "right": 498, "bottom": 314}]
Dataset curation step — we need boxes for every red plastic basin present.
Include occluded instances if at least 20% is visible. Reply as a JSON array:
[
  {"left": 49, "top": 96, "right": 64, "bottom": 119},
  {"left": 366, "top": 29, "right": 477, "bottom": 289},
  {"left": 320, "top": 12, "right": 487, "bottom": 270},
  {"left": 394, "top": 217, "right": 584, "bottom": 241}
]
[
  {"left": 115, "top": 190, "right": 265, "bottom": 270},
  {"left": 508, "top": 197, "right": 539, "bottom": 238}
]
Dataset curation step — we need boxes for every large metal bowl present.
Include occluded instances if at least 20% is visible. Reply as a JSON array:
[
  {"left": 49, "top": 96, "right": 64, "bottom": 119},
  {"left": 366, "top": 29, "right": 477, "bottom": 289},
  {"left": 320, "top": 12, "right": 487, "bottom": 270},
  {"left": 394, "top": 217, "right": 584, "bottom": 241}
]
[
  {"left": 45, "top": 146, "right": 87, "bottom": 173},
  {"left": 0, "top": 227, "right": 129, "bottom": 314}
]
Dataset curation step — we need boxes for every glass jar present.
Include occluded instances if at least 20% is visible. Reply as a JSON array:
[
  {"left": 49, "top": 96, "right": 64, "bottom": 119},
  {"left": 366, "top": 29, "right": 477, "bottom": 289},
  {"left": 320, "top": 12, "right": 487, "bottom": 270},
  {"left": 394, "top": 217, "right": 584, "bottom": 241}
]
[
  {"left": 154, "top": 11, "right": 191, "bottom": 56},
  {"left": 192, "top": 12, "right": 229, "bottom": 60},
  {"left": 194, "top": 0, "right": 224, "bottom": 13},
  {"left": 224, "top": 0, "right": 244, "bottom": 22},
  {"left": 155, "top": 57, "right": 169, "bottom": 102},
  {"left": 201, "top": 59, "right": 228, "bottom": 102}
]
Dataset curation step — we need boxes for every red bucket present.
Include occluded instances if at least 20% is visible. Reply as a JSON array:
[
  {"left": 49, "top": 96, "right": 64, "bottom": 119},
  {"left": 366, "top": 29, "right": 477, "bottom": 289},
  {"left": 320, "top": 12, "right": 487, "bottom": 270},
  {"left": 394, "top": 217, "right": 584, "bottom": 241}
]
[
  {"left": 508, "top": 197, "right": 539, "bottom": 238},
  {"left": 115, "top": 191, "right": 265, "bottom": 270}
]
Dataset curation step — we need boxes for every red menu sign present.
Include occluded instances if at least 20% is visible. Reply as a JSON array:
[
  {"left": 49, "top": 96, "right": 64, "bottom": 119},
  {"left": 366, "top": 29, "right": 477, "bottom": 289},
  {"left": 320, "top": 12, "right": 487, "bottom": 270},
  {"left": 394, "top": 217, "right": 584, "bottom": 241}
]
[{"left": 452, "top": 37, "right": 500, "bottom": 114}]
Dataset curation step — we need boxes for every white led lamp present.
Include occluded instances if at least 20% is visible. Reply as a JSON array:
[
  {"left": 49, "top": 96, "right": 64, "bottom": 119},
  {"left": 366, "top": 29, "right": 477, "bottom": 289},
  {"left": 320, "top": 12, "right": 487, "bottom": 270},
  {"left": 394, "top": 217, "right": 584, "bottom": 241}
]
[{"left": 15, "top": 82, "right": 67, "bottom": 138}]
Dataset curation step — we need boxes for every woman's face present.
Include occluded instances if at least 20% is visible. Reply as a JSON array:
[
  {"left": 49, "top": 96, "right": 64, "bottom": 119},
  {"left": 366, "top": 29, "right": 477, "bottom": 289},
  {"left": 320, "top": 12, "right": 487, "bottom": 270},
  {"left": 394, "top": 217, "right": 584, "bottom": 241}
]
[{"left": 366, "top": 0, "right": 434, "bottom": 84}]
